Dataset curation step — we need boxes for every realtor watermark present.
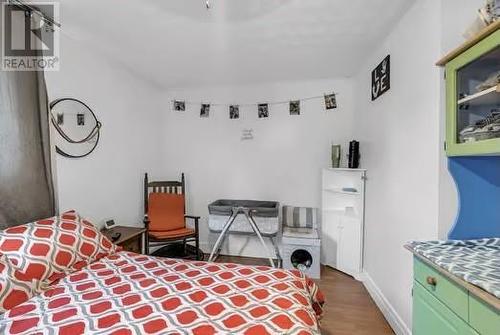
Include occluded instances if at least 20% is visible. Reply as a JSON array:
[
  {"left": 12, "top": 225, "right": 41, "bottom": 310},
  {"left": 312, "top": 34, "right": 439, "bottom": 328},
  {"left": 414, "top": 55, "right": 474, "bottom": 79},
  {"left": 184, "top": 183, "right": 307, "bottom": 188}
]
[{"left": 1, "top": 2, "right": 60, "bottom": 71}]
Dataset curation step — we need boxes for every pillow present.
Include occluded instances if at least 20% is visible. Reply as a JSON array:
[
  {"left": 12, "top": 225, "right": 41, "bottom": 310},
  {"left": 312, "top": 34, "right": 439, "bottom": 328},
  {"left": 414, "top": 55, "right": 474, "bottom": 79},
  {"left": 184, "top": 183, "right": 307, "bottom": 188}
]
[
  {"left": 0, "top": 254, "right": 39, "bottom": 313},
  {"left": 0, "top": 210, "right": 118, "bottom": 285}
]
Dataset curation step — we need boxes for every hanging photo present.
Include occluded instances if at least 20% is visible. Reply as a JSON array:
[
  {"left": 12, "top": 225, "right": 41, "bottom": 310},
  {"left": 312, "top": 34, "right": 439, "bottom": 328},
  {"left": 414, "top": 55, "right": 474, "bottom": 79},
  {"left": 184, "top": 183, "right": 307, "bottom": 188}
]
[
  {"left": 258, "top": 103, "right": 269, "bottom": 118},
  {"left": 77, "top": 113, "right": 85, "bottom": 126},
  {"left": 56, "top": 112, "right": 64, "bottom": 125},
  {"left": 173, "top": 100, "right": 185, "bottom": 111},
  {"left": 324, "top": 93, "right": 337, "bottom": 110},
  {"left": 229, "top": 105, "right": 240, "bottom": 119},
  {"left": 200, "top": 104, "right": 210, "bottom": 118},
  {"left": 289, "top": 100, "right": 300, "bottom": 115}
]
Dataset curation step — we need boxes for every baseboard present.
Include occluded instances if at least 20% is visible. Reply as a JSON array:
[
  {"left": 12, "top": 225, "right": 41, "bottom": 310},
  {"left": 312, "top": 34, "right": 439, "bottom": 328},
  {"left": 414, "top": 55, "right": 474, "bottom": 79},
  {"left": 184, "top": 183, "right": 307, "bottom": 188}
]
[
  {"left": 359, "top": 272, "right": 411, "bottom": 335},
  {"left": 200, "top": 242, "right": 210, "bottom": 254}
]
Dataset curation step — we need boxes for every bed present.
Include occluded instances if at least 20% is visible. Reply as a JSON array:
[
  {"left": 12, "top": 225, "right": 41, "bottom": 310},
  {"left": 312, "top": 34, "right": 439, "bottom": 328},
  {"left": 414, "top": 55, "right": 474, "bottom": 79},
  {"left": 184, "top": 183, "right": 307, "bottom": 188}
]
[{"left": 0, "top": 211, "right": 324, "bottom": 335}]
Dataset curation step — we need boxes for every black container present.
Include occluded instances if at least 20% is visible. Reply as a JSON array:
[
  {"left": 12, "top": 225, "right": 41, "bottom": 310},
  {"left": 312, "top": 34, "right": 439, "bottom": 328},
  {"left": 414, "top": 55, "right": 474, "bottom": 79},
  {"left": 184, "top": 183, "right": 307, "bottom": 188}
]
[{"left": 348, "top": 140, "right": 360, "bottom": 168}]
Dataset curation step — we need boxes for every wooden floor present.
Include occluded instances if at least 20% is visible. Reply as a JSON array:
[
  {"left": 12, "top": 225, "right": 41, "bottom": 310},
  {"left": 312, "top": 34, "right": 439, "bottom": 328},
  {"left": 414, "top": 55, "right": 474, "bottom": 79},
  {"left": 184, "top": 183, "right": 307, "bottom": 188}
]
[{"left": 215, "top": 255, "right": 394, "bottom": 335}]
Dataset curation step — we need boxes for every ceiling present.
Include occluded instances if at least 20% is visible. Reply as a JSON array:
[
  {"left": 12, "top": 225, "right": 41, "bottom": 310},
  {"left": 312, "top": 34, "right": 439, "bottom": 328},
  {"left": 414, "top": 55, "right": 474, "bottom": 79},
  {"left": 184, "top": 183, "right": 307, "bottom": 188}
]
[{"left": 49, "top": 0, "right": 414, "bottom": 89}]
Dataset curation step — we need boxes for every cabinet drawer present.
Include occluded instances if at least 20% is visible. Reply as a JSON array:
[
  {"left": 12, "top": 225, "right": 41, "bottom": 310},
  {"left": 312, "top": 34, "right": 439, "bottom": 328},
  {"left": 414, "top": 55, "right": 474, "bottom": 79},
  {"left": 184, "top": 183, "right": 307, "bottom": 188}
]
[
  {"left": 414, "top": 257, "right": 469, "bottom": 321},
  {"left": 412, "top": 281, "right": 478, "bottom": 335},
  {"left": 413, "top": 281, "right": 478, "bottom": 335},
  {"left": 469, "top": 294, "right": 500, "bottom": 335}
]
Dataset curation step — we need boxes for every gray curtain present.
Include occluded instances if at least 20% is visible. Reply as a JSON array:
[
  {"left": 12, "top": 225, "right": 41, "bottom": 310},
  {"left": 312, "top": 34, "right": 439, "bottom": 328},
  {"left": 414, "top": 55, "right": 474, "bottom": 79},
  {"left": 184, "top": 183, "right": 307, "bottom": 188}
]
[{"left": 0, "top": 69, "right": 56, "bottom": 228}]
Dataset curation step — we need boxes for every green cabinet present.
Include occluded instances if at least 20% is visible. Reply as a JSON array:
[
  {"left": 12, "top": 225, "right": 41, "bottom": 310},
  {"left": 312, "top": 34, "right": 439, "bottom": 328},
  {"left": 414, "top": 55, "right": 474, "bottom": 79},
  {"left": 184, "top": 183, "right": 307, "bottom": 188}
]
[
  {"left": 412, "top": 258, "right": 500, "bottom": 335},
  {"left": 414, "top": 282, "right": 478, "bottom": 335},
  {"left": 469, "top": 295, "right": 500, "bottom": 335},
  {"left": 444, "top": 29, "right": 500, "bottom": 156},
  {"left": 413, "top": 257, "right": 468, "bottom": 320}
]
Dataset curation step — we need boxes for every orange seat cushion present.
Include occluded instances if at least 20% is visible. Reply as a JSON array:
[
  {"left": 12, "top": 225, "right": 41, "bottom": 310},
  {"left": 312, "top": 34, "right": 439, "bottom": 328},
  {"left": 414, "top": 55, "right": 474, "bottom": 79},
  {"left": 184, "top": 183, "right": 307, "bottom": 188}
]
[
  {"left": 148, "top": 193, "right": 185, "bottom": 232},
  {"left": 149, "top": 228, "right": 195, "bottom": 240}
]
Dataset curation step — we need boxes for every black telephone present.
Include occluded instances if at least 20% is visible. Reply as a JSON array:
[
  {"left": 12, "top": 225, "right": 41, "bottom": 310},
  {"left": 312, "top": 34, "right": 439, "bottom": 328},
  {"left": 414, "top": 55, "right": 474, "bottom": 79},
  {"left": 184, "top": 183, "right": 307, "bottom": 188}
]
[{"left": 111, "top": 232, "right": 121, "bottom": 242}]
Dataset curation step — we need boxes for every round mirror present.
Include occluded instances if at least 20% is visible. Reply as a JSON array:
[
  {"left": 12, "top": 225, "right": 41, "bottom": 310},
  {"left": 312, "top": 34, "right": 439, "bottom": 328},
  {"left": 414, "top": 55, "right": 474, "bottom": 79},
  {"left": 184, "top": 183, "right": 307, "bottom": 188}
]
[{"left": 50, "top": 98, "right": 101, "bottom": 158}]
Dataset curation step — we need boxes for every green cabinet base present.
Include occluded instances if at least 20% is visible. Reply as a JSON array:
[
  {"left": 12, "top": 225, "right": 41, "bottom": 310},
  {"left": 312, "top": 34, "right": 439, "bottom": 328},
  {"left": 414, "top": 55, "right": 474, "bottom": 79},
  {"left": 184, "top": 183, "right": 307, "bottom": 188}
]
[
  {"left": 413, "top": 281, "right": 478, "bottom": 335},
  {"left": 412, "top": 258, "right": 500, "bottom": 335}
]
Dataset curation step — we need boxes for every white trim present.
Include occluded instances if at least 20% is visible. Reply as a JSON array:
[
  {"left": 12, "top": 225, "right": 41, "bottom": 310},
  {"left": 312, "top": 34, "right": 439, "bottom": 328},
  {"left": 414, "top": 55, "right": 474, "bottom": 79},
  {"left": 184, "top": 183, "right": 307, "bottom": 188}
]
[
  {"left": 324, "top": 168, "right": 367, "bottom": 172},
  {"left": 200, "top": 241, "right": 210, "bottom": 254},
  {"left": 359, "top": 272, "right": 411, "bottom": 335}
]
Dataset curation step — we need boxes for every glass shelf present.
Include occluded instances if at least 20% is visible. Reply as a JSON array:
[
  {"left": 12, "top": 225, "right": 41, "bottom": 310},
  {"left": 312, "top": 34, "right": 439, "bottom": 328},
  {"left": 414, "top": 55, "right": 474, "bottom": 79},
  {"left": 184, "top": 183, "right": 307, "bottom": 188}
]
[
  {"left": 455, "top": 44, "right": 499, "bottom": 146},
  {"left": 458, "top": 84, "right": 499, "bottom": 106}
]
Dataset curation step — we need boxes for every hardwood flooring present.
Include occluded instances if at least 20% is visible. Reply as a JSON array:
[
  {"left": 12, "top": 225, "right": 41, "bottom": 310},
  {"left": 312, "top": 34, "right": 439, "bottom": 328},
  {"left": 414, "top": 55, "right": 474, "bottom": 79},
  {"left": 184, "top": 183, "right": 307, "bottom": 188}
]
[{"left": 214, "top": 255, "right": 394, "bottom": 335}]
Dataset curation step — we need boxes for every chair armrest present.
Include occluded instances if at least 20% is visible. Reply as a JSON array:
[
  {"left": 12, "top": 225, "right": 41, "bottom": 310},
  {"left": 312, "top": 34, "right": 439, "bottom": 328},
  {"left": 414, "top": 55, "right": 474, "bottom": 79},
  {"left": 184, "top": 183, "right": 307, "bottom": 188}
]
[{"left": 185, "top": 215, "right": 200, "bottom": 232}]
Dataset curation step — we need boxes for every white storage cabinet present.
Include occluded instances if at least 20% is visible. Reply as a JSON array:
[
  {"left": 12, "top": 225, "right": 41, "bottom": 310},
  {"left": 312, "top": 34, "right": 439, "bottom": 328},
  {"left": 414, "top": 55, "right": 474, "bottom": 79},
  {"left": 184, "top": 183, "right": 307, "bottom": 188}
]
[{"left": 321, "top": 168, "right": 366, "bottom": 280}]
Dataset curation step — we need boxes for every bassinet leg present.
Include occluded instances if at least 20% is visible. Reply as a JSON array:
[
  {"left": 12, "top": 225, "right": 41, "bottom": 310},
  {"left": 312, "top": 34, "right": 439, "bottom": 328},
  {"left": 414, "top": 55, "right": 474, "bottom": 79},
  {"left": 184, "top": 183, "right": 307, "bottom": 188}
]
[
  {"left": 245, "top": 210, "right": 277, "bottom": 268},
  {"left": 208, "top": 209, "right": 238, "bottom": 263},
  {"left": 270, "top": 236, "right": 282, "bottom": 268}
]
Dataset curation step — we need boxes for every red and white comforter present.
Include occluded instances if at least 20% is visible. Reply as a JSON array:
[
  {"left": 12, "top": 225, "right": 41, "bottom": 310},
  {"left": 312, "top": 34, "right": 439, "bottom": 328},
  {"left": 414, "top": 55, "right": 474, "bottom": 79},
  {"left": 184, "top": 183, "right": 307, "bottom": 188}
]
[{"left": 0, "top": 252, "right": 324, "bottom": 334}]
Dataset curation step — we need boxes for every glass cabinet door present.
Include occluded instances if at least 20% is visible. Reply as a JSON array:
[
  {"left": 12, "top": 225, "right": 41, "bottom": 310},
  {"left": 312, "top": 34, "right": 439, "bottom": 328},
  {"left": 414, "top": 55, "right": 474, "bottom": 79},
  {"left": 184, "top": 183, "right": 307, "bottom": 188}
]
[
  {"left": 456, "top": 46, "right": 499, "bottom": 145},
  {"left": 445, "top": 29, "right": 500, "bottom": 156}
]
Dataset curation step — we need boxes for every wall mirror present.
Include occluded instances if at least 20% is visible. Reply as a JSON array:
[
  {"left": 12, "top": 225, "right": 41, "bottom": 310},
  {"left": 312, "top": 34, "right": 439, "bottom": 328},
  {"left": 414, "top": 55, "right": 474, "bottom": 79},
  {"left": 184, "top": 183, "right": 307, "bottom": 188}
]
[{"left": 50, "top": 98, "right": 101, "bottom": 158}]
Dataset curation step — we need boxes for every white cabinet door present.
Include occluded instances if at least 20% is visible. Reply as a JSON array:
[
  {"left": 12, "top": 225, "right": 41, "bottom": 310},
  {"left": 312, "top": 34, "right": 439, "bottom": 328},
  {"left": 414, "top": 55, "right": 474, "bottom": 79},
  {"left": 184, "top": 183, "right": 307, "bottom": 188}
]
[
  {"left": 321, "top": 212, "right": 340, "bottom": 267},
  {"left": 337, "top": 217, "right": 361, "bottom": 277}
]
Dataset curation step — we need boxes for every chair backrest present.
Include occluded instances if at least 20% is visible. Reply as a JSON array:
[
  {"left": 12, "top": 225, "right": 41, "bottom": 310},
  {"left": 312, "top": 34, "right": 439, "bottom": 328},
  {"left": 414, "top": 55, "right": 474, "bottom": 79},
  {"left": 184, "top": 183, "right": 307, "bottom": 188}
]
[
  {"left": 144, "top": 173, "right": 187, "bottom": 232},
  {"left": 282, "top": 205, "right": 318, "bottom": 229},
  {"left": 144, "top": 173, "right": 185, "bottom": 215}
]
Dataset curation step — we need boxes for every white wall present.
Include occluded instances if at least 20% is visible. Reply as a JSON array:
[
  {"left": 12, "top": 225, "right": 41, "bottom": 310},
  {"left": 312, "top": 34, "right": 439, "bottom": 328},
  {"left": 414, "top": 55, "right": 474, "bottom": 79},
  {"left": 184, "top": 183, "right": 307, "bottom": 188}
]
[
  {"left": 352, "top": 0, "right": 442, "bottom": 331},
  {"left": 161, "top": 78, "right": 355, "bottom": 257},
  {"left": 46, "top": 35, "right": 165, "bottom": 227}
]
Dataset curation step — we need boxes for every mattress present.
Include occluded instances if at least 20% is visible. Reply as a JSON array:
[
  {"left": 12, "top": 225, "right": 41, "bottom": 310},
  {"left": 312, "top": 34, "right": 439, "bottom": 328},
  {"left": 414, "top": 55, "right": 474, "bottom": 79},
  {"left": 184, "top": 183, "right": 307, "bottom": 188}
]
[
  {"left": 0, "top": 251, "right": 324, "bottom": 334},
  {"left": 208, "top": 200, "right": 280, "bottom": 235},
  {"left": 208, "top": 200, "right": 279, "bottom": 217},
  {"left": 407, "top": 238, "right": 500, "bottom": 299}
]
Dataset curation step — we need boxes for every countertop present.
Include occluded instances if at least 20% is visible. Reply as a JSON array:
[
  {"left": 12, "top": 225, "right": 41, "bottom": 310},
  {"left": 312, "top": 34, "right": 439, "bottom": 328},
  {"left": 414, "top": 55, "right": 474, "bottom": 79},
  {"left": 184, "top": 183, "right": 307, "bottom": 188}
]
[{"left": 406, "top": 238, "right": 500, "bottom": 310}]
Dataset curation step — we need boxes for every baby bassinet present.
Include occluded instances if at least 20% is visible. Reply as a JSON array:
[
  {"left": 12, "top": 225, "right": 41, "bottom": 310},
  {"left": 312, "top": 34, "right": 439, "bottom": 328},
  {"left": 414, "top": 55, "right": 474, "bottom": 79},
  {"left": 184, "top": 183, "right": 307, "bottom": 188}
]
[
  {"left": 207, "top": 199, "right": 281, "bottom": 267},
  {"left": 208, "top": 199, "right": 279, "bottom": 235}
]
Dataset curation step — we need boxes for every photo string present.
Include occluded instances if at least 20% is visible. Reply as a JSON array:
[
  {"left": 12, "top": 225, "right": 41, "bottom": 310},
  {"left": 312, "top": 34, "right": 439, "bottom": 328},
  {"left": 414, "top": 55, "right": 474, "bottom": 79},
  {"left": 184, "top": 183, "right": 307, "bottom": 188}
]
[
  {"left": 171, "top": 91, "right": 339, "bottom": 117},
  {"left": 171, "top": 92, "right": 338, "bottom": 107}
]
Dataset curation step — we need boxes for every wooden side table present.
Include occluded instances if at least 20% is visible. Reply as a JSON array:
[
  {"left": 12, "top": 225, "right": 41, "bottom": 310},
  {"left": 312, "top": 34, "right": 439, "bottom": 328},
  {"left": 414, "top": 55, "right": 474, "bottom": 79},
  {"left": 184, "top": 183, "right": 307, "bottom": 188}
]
[{"left": 102, "top": 226, "right": 146, "bottom": 254}]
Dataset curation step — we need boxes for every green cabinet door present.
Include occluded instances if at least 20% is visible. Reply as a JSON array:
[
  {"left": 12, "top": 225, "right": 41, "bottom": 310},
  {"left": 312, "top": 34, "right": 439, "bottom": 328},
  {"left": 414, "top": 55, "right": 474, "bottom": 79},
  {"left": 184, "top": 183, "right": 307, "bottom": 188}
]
[
  {"left": 469, "top": 294, "right": 500, "bottom": 335},
  {"left": 445, "top": 29, "right": 500, "bottom": 156},
  {"left": 413, "top": 281, "right": 479, "bottom": 335}
]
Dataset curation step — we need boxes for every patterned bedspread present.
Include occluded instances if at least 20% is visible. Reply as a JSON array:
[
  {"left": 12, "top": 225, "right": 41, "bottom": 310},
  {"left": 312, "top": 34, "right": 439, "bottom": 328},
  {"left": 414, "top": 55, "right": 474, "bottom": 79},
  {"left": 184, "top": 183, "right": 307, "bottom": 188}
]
[
  {"left": 0, "top": 251, "right": 324, "bottom": 334},
  {"left": 407, "top": 238, "right": 500, "bottom": 299}
]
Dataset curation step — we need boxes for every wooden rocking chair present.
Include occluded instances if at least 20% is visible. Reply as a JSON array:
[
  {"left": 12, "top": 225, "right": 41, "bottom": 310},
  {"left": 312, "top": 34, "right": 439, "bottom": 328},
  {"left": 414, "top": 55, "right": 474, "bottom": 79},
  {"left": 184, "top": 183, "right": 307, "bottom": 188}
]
[{"left": 143, "top": 173, "right": 201, "bottom": 259}]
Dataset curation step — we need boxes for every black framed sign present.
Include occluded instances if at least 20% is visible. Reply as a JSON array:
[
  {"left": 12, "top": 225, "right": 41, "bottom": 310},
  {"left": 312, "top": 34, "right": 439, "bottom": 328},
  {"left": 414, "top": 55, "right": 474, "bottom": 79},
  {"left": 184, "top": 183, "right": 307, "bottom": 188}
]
[{"left": 371, "top": 55, "right": 390, "bottom": 101}]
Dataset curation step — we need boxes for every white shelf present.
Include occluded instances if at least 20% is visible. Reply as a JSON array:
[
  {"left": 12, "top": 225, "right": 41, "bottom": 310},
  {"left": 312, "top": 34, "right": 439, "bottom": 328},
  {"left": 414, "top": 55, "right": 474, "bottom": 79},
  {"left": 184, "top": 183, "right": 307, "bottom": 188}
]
[
  {"left": 324, "top": 167, "right": 367, "bottom": 172},
  {"left": 323, "top": 208, "right": 359, "bottom": 219},
  {"left": 323, "top": 188, "right": 360, "bottom": 195},
  {"left": 458, "top": 85, "right": 499, "bottom": 106}
]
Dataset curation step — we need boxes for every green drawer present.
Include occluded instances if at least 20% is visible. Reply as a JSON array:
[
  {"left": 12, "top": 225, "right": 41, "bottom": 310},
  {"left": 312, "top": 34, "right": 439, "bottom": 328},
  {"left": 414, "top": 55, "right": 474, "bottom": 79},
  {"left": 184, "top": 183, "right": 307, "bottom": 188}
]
[
  {"left": 414, "top": 281, "right": 478, "bottom": 335},
  {"left": 469, "top": 294, "right": 500, "bottom": 335},
  {"left": 414, "top": 257, "right": 469, "bottom": 321}
]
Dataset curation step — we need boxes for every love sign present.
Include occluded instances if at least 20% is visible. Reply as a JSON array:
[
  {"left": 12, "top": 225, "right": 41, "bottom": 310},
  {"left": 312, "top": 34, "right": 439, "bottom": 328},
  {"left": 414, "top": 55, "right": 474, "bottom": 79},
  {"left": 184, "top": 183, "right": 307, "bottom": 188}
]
[{"left": 371, "top": 55, "right": 390, "bottom": 101}]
